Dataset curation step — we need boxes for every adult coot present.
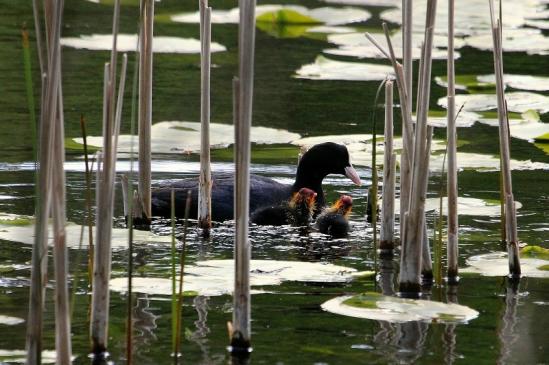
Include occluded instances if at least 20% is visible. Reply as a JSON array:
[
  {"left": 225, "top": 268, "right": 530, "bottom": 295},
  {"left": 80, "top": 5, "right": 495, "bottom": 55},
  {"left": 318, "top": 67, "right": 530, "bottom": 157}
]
[
  {"left": 316, "top": 195, "right": 353, "bottom": 238},
  {"left": 151, "top": 142, "right": 361, "bottom": 221},
  {"left": 250, "top": 188, "right": 317, "bottom": 226}
]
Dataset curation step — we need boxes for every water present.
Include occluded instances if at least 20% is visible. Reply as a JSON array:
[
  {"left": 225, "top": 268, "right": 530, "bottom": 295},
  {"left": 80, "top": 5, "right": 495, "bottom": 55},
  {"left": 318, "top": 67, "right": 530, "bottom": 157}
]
[{"left": 1, "top": 0, "right": 549, "bottom": 363}]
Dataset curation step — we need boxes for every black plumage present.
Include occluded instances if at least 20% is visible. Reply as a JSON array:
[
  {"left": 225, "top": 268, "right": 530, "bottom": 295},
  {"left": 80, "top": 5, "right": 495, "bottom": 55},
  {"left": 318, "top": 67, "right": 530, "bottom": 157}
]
[
  {"left": 250, "top": 187, "right": 317, "bottom": 226},
  {"left": 150, "top": 142, "right": 361, "bottom": 221},
  {"left": 316, "top": 195, "right": 353, "bottom": 238}
]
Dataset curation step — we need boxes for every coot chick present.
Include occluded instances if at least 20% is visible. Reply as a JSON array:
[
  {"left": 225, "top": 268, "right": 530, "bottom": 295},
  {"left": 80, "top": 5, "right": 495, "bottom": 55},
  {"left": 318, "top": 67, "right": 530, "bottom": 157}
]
[
  {"left": 151, "top": 142, "right": 361, "bottom": 221},
  {"left": 250, "top": 188, "right": 317, "bottom": 226},
  {"left": 316, "top": 195, "right": 353, "bottom": 238}
]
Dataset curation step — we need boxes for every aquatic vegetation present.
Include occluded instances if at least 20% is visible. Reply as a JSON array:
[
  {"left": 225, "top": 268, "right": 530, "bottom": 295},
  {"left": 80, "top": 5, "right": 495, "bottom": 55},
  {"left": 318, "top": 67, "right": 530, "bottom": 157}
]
[
  {"left": 171, "top": 5, "right": 370, "bottom": 26},
  {"left": 394, "top": 196, "right": 521, "bottom": 217},
  {"left": 462, "top": 252, "right": 549, "bottom": 278},
  {"left": 324, "top": 31, "right": 460, "bottom": 59},
  {"left": 110, "top": 259, "right": 372, "bottom": 297},
  {"left": 521, "top": 245, "right": 549, "bottom": 260},
  {"left": 436, "top": 74, "right": 549, "bottom": 92},
  {"left": 61, "top": 34, "right": 227, "bottom": 54},
  {"left": 322, "top": 293, "right": 479, "bottom": 323},
  {"left": 295, "top": 55, "right": 394, "bottom": 81},
  {"left": 0, "top": 213, "right": 171, "bottom": 248},
  {"left": 0, "top": 315, "right": 25, "bottom": 326},
  {"left": 71, "top": 121, "right": 301, "bottom": 155}
]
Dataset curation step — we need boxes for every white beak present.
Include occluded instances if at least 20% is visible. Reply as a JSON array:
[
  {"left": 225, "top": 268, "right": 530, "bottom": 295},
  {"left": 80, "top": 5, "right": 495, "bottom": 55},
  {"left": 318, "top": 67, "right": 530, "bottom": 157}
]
[{"left": 344, "top": 165, "right": 362, "bottom": 186}]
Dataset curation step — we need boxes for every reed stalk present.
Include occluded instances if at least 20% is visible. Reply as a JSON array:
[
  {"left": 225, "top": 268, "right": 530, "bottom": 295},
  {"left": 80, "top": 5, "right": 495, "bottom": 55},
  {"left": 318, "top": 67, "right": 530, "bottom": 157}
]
[
  {"left": 171, "top": 189, "right": 177, "bottom": 357},
  {"left": 25, "top": 0, "right": 65, "bottom": 361},
  {"left": 80, "top": 115, "right": 95, "bottom": 293},
  {"left": 369, "top": 80, "right": 386, "bottom": 281},
  {"left": 125, "top": 46, "right": 141, "bottom": 365},
  {"left": 137, "top": 0, "right": 154, "bottom": 223},
  {"left": 51, "top": 79, "right": 71, "bottom": 365},
  {"left": 446, "top": 0, "right": 459, "bottom": 284},
  {"left": 399, "top": 0, "right": 437, "bottom": 296},
  {"left": 175, "top": 191, "right": 192, "bottom": 364},
  {"left": 488, "top": 0, "right": 520, "bottom": 277},
  {"left": 198, "top": 0, "right": 213, "bottom": 235},
  {"left": 400, "top": 0, "right": 413, "bottom": 239},
  {"left": 421, "top": 128, "right": 434, "bottom": 283},
  {"left": 231, "top": 0, "right": 256, "bottom": 351},
  {"left": 380, "top": 80, "right": 396, "bottom": 253},
  {"left": 434, "top": 145, "right": 448, "bottom": 287}
]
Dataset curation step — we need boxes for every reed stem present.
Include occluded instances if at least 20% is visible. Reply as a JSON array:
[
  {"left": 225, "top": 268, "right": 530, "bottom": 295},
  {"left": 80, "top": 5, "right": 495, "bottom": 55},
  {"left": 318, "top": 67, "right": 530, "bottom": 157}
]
[
  {"left": 175, "top": 191, "right": 192, "bottom": 363},
  {"left": 198, "top": 0, "right": 213, "bottom": 235}
]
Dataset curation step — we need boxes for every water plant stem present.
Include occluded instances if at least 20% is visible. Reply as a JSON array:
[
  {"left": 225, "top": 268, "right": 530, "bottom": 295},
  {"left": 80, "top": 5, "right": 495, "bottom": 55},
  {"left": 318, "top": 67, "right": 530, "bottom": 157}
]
[
  {"left": 26, "top": 0, "right": 65, "bottom": 361},
  {"left": 137, "top": 0, "right": 154, "bottom": 222},
  {"left": 175, "top": 191, "right": 192, "bottom": 364},
  {"left": 198, "top": 0, "right": 213, "bottom": 236},
  {"left": 399, "top": 0, "right": 437, "bottom": 296},
  {"left": 380, "top": 80, "right": 396, "bottom": 253},
  {"left": 446, "top": 0, "right": 459, "bottom": 284},
  {"left": 488, "top": 0, "right": 521, "bottom": 277},
  {"left": 231, "top": 0, "right": 256, "bottom": 351}
]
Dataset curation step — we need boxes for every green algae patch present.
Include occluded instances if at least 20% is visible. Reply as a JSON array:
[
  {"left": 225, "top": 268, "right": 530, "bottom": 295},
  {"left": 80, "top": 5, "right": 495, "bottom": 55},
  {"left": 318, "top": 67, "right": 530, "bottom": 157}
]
[
  {"left": 521, "top": 245, "right": 549, "bottom": 260},
  {"left": 342, "top": 292, "right": 382, "bottom": 309},
  {"left": 256, "top": 9, "right": 321, "bottom": 25},
  {"left": 534, "top": 132, "right": 549, "bottom": 142},
  {"left": 211, "top": 143, "right": 300, "bottom": 163},
  {"left": 0, "top": 217, "right": 33, "bottom": 226},
  {"left": 538, "top": 265, "right": 549, "bottom": 271},
  {"left": 64, "top": 137, "right": 100, "bottom": 154}
]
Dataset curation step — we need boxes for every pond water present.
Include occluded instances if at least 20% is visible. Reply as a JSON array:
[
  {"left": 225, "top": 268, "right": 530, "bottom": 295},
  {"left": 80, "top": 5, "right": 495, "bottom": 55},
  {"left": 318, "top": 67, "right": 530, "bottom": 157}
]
[{"left": 1, "top": 0, "right": 549, "bottom": 364}]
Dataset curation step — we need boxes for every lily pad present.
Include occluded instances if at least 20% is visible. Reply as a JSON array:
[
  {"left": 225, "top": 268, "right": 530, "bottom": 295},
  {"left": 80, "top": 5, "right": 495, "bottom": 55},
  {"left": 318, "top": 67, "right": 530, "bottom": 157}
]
[
  {"left": 71, "top": 121, "right": 301, "bottom": 155},
  {"left": 0, "top": 350, "right": 64, "bottom": 364},
  {"left": 429, "top": 152, "right": 549, "bottom": 172},
  {"left": 110, "top": 259, "right": 372, "bottom": 297},
  {"left": 171, "top": 5, "right": 370, "bottom": 26},
  {"left": 324, "top": 32, "right": 461, "bottom": 60},
  {"left": 0, "top": 315, "right": 24, "bottom": 326},
  {"left": 438, "top": 92, "right": 549, "bottom": 114},
  {"left": 61, "top": 34, "right": 227, "bottom": 54},
  {"left": 322, "top": 293, "right": 479, "bottom": 323},
  {"left": 464, "top": 28, "right": 549, "bottom": 55},
  {"left": 0, "top": 213, "right": 171, "bottom": 249},
  {"left": 394, "top": 196, "right": 521, "bottom": 217},
  {"left": 462, "top": 252, "right": 549, "bottom": 278},
  {"left": 295, "top": 55, "right": 394, "bottom": 81},
  {"left": 380, "top": 0, "right": 548, "bottom": 37}
]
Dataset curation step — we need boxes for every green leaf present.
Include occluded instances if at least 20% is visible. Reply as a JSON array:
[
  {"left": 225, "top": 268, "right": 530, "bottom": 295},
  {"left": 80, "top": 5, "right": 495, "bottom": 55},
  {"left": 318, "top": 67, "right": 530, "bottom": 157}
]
[
  {"left": 521, "top": 245, "right": 549, "bottom": 260},
  {"left": 342, "top": 292, "right": 383, "bottom": 309},
  {"left": 521, "top": 109, "right": 541, "bottom": 122},
  {"left": 256, "top": 9, "right": 321, "bottom": 25}
]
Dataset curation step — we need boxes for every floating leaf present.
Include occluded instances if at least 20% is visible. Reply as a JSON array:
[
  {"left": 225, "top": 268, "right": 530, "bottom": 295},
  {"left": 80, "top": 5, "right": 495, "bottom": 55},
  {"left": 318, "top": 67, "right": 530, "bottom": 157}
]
[
  {"left": 322, "top": 293, "right": 479, "bottom": 323},
  {"left": 394, "top": 196, "right": 521, "bottom": 217},
  {"left": 0, "top": 350, "right": 68, "bottom": 364},
  {"left": 171, "top": 5, "right": 370, "bottom": 26},
  {"left": 71, "top": 121, "right": 301, "bottom": 155},
  {"left": 0, "top": 213, "right": 170, "bottom": 249},
  {"left": 324, "top": 32, "right": 461, "bottom": 60},
  {"left": 462, "top": 252, "right": 549, "bottom": 278},
  {"left": 0, "top": 315, "right": 24, "bottom": 326},
  {"left": 61, "top": 34, "right": 227, "bottom": 54},
  {"left": 110, "top": 260, "right": 372, "bottom": 297},
  {"left": 295, "top": 55, "right": 394, "bottom": 81}
]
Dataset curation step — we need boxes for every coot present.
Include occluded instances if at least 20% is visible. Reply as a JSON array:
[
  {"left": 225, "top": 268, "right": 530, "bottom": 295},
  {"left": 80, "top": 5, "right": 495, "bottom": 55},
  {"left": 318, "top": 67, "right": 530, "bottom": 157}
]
[
  {"left": 151, "top": 142, "right": 361, "bottom": 221},
  {"left": 316, "top": 195, "right": 353, "bottom": 238},
  {"left": 250, "top": 188, "right": 317, "bottom": 226}
]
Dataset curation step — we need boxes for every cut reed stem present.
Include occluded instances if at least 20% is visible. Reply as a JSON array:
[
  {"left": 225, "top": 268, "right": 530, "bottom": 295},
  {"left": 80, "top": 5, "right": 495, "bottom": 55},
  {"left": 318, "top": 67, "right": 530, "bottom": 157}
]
[{"left": 198, "top": 0, "right": 213, "bottom": 235}]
